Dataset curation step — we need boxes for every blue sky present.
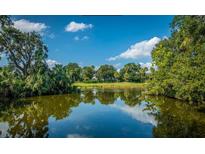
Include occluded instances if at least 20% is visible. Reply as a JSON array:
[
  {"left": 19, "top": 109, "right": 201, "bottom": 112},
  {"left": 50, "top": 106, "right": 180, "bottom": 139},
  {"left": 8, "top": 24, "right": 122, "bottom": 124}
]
[{"left": 1, "top": 16, "right": 173, "bottom": 69}]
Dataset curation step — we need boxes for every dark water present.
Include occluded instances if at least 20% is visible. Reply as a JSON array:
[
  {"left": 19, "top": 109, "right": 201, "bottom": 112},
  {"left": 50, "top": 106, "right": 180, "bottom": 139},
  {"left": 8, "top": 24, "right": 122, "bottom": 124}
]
[{"left": 1, "top": 88, "right": 205, "bottom": 138}]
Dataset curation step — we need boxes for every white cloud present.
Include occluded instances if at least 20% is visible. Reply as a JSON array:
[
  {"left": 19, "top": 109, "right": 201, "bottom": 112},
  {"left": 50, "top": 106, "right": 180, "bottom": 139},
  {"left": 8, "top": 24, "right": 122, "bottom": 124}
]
[
  {"left": 46, "top": 59, "right": 60, "bottom": 68},
  {"left": 65, "top": 21, "right": 93, "bottom": 32},
  {"left": 163, "top": 35, "right": 168, "bottom": 40},
  {"left": 140, "top": 62, "right": 158, "bottom": 73},
  {"left": 74, "top": 36, "right": 80, "bottom": 41},
  {"left": 140, "top": 62, "right": 152, "bottom": 69},
  {"left": 74, "top": 35, "right": 89, "bottom": 41},
  {"left": 13, "top": 19, "right": 47, "bottom": 33},
  {"left": 108, "top": 37, "right": 161, "bottom": 61},
  {"left": 48, "top": 33, "right": 55, "bottom": 39},
  {"left": 113, "top": 63, "right": 121, "bottom": 69},
  {"left": 82, "top": 36, "right": 89, "bottom": 40}
]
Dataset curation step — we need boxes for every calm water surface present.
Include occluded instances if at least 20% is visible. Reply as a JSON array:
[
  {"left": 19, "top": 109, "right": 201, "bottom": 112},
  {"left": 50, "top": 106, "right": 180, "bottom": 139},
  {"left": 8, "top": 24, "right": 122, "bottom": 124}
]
[{"left": 1, "top": 88, "right": 205, "bottom": 138}]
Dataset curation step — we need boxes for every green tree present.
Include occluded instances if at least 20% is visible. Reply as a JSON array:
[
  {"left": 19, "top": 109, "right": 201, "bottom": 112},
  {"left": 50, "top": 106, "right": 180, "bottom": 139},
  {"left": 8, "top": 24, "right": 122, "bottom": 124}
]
[
  {"left": 119, "top": 63, "right": 141, "bottom": 82},
  {"left": 148, "top": 16, "right": 205, "bottom": 103},
  {"left": 65, "top": 63, "right": 82, "bottom": 82},
  {"left": 114, "top": 71, "right": 121, "bottom": 82},
  {"left": 0, "top": 66, "right": 25, "bottom": 97},
  {"left": 96, "top": 64, "right": 116, "bottom": 82},
  {"left": 0, "top": 15, "right": 12, "bottom": 28},
  {"left": 139, "top": 67, "right": 148, "bottom": 82},
  {"left": 0, "top": 22, "right": 48, "bottom": 77},
  {"left": 82, "top": 65, "right": 95, "bottom": 81},
  {"left": 49, "top": 64, "right": 72, "bottom": 94},
  {"left": 0, "top": 15, "right": 72, "bottom": 98}
]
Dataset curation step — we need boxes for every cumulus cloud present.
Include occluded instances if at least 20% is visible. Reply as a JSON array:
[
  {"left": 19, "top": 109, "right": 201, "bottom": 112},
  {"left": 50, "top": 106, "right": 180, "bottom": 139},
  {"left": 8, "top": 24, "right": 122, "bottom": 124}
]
[
  {"left": 46, "top": 59, "right": 60, "bottom": 68},
  {"left": 13, "top": 19, "right": 47, "bottom": 33},
  {"left": 108, "top": 37, "right": 161, "bottom": 61},
  {"left": 65, "top": 21, "right": 93, "bottom": 32}
]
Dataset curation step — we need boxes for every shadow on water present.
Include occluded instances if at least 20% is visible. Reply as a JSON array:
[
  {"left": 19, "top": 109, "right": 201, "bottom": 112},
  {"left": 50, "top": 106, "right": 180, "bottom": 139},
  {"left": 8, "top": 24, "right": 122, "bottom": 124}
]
[{"left": 1, "top": 88, "right": 205, "bottom": 138}]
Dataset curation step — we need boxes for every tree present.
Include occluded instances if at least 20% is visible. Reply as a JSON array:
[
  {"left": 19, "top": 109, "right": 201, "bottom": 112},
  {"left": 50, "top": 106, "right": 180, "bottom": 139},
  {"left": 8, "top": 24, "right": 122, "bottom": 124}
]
[
  {"left": 65, "top": 63, "right": 82, "bottom": 82},
  {"left": 148, "top": 16, "right": 205, "bottom": 103},
  {"left": 24, "top": 65, "right": 51, "bottom": 96},
  {"left": 96, "top": 64, "right": 116, "bottom": 82},
  {"left": 139, "top": 67, "right": 148, "bottom": 82},
  {"left": 0, "top": 30, "right": 48, "bottom": 77},
  {"left": 114, "top": 71, "right": 121, "bottom": 82},
  {"left": 0, "top": 15, "right": 72, "bottom": 98},
  {"left": 0, "top": 66, "right": 25, "bottom": 97},
  {"left": 49, "top": 64, "right": 72, "bottom": 94},
  {"left": 82, "top": 65, "right": 95, "bottom": 81},
  {"left": 0, "top": 15, "right": 12, "bottom": 29},
  {"left": 119, "top": 63, "right": 141, "bottom": 82}
]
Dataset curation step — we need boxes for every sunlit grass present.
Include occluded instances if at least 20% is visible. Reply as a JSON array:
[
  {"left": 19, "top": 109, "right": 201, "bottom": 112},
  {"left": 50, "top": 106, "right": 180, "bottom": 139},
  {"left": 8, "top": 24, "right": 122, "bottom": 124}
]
[{"left": 73, "top": 82, "right": 146, "bottom": 89}]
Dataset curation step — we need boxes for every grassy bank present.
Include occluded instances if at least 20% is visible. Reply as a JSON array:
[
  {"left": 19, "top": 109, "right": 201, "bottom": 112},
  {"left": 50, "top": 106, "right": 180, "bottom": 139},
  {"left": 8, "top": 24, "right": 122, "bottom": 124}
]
[{"left": 73, "top": 82, "right": 146, "bottom": 89}]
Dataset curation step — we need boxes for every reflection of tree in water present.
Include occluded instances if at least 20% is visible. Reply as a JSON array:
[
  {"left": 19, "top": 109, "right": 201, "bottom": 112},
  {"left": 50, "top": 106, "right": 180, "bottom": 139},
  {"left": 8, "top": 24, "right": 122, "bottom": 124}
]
[
  {"left": 144, "top": 96, "right": 205, "bottom": 138},
  {"left": 0, "top": 102, "right": 49, "bottom": 137},
  {"left": 2, "top": 89, "right": 204, "bottom": 138},
  {"left": 94, "top": 89, "right": 143, "bottom": 105},
  {"left": 0, "top": 89, "right": 144, "bottom": 137},
  {"left": 0, "top": 94, "right": 82, "bottom": 137},
  {"left": 118, "top": 89, "right": 142, "bottom": 106},
  {"left": 95, "top": 90, "right": 118, "bottom": 104},
  {"left": 81, "top": 90, "right": 95, "bottom": 104}
]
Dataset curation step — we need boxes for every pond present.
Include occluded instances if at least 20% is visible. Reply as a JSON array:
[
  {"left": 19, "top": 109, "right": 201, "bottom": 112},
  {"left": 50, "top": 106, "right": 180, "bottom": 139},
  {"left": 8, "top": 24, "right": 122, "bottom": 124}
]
[{"left": 1, "top": 88, "right": 205, "bottom": 138}]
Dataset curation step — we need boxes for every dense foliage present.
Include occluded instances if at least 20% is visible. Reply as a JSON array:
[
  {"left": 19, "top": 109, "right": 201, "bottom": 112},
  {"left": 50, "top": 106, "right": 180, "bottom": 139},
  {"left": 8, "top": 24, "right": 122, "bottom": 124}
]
[
  {"left": 120, "top": 63, "right": 148, "bottom": 82},
  {"left": 82, "top": 65, "right": 95, "bottom": 82},
  {"left": 96, "top": 65, "right": 116, "bottom": 82},
  {"left": 0, "top": 16, "right": 72, "bottom": 97},
  {"left": 148, "top": 16, "right": 205, "bottom": 103}
]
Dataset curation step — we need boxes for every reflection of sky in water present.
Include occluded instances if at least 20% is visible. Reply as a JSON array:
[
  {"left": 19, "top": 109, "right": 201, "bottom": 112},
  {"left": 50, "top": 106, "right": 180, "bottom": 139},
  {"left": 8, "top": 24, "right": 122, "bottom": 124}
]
[
  {"left": 48, "top": 99, "right": 155, "bottom": 138},
  {"left": 110, "top": 101, "right": 157, "bottom": 126},
  {"left": 0, "top": 122, "right": 9, "bottom": 138}
]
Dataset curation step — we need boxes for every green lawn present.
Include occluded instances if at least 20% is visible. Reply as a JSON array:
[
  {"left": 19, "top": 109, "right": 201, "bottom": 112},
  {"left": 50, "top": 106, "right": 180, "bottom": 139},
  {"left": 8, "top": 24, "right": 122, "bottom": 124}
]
[{"left": 73, "top": 82, "right": 146, "bottom": 89}]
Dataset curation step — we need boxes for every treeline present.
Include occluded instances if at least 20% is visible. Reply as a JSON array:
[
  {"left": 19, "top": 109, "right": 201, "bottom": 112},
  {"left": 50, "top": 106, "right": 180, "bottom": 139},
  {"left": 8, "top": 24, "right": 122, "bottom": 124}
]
[
  {"left": 147, "top": 16, "right": 205, "bottom": 103},
  {"left": 66, "top": 63, "right": 148, "bottom": 83},
  {"left": 0, "top": 16, "right": 148, "bottom": 98}
]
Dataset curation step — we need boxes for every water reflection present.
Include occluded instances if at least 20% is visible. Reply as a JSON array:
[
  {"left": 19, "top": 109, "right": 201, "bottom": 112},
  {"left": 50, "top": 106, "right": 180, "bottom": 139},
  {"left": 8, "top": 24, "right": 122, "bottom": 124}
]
[
  {"left": 145, "top": 97, "right": 205, "bottom": 137},
  {"left": 0, "top": 89, "right": 205, "bottom": 138},
  {"left": 111, "top": 102, "right": 157, "bottom": 126}
]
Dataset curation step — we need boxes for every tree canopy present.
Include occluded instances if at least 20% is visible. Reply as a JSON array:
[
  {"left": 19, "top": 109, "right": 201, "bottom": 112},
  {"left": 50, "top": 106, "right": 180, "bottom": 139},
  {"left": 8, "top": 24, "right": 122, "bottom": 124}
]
[
  {"left": 120, "top": 63, "right": 147, "bottom": 82},
  {"left": 96, "top": 64, "right": 117, "bottom": 82},
  {"left": 65, "top": 63, "right": 82, "bottom": 83},
  {"left": 148, "top": 16, "right": 205, "bottom": 103},
  {"left": 82, "top": 65, "right": 95, "bottom": 81}
]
